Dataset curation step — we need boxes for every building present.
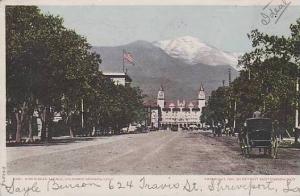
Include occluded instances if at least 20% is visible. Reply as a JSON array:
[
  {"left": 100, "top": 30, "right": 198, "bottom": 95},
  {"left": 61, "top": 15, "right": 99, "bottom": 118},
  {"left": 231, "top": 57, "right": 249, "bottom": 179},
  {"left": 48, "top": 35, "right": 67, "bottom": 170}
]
[
  {"left": 151, "top": 84, "right": 205, "bottom": 129},
  {"left": 143, "top": 101, "right": 159, "bottom": 128},
  {"left": 102, "top": 72, "right": 132, "bottom": 86}
]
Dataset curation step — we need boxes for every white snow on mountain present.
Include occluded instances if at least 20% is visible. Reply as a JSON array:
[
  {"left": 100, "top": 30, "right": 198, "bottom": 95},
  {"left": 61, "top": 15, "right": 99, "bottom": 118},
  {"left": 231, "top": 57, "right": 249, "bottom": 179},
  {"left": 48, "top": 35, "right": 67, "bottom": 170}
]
[{"left": 153, "top": 36, "right": 242, "bottom": 70}]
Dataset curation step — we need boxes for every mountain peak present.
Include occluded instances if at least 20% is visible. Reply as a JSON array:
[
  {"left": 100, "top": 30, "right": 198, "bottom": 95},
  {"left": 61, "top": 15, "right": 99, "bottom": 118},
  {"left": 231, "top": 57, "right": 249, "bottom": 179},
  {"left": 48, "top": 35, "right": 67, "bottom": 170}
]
[
  {"left": 173, "top": 35, "right": 201, "bottom": 42},
  {"left": 130, "top": 40, "right": 151, "bottom": 45},
  {"left": 153, "top": 36, "right": 239, "bottom": 69}
]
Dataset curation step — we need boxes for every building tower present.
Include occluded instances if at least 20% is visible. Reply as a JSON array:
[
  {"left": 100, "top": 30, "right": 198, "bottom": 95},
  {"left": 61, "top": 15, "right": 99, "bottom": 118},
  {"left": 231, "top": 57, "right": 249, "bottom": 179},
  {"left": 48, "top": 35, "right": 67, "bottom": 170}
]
[
  {"left": 157, "top": 85, "right": 165, "bottom": 108},
  {"left": 198, "top": 83, "right": 205, "bottom": 110}
]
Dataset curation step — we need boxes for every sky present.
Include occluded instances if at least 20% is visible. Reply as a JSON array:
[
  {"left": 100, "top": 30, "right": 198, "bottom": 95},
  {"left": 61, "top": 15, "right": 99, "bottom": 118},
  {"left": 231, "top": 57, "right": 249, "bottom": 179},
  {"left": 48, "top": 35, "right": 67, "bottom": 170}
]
[{"left": 40, "top": 6, "right": 300, "bottom": 53}]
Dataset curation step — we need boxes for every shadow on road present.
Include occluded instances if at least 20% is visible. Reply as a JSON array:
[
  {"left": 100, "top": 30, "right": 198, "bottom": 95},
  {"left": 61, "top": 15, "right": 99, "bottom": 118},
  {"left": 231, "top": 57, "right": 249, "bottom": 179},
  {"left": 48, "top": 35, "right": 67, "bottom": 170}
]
[
  {"left": 6, "top": 137, "right": 97, "bottom": 147},
  {"left": 6, "top": 132, "right": 150, "bottom": 148}
]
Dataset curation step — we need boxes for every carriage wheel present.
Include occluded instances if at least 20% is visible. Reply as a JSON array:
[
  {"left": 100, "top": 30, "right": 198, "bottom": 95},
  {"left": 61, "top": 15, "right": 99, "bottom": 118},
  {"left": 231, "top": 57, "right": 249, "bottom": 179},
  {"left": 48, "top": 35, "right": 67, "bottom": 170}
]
[
  {"left": 241, "top": 144, "right": 250, "bottom": 158},
  {"left": 238, "top": 137, "right": 245, "bottom": 155},
  {"left": 244, "top": 135, "right": 251, "bottom": 157},
  {"left": 271, "top": 138, "right": 278, "bottom": 159},
  {"left": 239, "top": 144, "right": 244, "bottom": 155},
  {"left": 244, "top": 147, "right": 250, "bottom": 157},
  {"left": 241, "top": 145, "right": 249, "bottom": 157}
]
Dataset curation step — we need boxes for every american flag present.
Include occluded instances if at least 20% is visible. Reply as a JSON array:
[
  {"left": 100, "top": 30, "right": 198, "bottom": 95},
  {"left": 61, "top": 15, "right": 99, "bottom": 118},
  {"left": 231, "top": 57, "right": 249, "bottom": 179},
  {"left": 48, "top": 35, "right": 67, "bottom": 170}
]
[{"left": 123, "top": 50, "right": 135, "bottom": 65}]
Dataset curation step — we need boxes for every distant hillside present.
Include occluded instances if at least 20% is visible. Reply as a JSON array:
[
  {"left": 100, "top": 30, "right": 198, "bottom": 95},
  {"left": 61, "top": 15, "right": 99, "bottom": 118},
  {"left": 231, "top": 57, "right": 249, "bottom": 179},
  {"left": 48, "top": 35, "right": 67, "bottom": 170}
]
[{"left": 92, "top": 40, "right": 239, "bottom": 101}]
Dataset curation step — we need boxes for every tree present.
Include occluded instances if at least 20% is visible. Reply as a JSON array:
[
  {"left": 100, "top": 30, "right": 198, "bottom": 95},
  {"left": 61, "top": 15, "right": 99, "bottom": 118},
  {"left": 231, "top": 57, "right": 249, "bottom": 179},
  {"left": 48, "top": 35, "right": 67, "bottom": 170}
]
[
  {"left": 202, "top": 18, "right": 300, "bottom": 134},
  {"left": 6, "top": 6, "right": 66, "bottom": 142},
  {"left": 6, "top": 6, "right": 101, "bottom": 141},
  {"left": 235, "top": 20, "right": 300, "bottom": 131},
  {"left": 201, "top": 86, "right": 230, "bottom": 128}
]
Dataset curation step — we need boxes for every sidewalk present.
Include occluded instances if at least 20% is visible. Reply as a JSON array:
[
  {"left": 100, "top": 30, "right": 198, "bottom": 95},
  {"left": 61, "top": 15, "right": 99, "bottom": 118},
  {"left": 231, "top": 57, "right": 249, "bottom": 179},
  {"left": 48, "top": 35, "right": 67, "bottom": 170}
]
[
  {"left": 6, "top": 131, "right": 157, "bottom": 163},
  {"left": 6, "top": 134, "right": 129, "bottom": 162}
]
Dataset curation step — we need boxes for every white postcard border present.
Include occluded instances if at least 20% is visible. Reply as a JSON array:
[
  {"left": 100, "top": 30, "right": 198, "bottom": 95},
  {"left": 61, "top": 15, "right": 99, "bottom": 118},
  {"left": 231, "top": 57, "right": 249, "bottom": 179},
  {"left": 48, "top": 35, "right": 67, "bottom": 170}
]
[{"left": 1, "top": 1, "right": 300, "bottom": 196}]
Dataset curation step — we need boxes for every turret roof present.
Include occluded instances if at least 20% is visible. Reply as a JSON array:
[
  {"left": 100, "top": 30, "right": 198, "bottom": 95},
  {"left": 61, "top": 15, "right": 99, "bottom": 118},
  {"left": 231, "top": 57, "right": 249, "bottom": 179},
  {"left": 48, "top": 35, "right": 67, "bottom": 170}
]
[
  {"left": 159, "top": 84, "right": 164, "bottom": 91},
  {"left": 199, "top": 83, "right": 204, "bottom": 91}
]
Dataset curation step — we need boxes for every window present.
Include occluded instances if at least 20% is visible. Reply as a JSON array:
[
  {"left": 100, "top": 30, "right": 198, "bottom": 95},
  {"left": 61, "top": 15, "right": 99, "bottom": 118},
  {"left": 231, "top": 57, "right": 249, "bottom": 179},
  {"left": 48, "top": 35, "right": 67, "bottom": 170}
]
[
  {"left": 173, "top": 108, "right": 180, "bottom": 112},
  {"left": 182, "top": 108, "right": 190, "bottom": 112},
  {"left": 162, "top": 108, "right": 171, "bottom": 112}
]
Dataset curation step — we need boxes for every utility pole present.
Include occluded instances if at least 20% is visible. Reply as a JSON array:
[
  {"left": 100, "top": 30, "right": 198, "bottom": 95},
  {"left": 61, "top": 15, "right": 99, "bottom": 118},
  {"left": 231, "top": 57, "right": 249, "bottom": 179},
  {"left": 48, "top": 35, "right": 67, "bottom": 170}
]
[
  {"left": 233, "top": 99, "right": 237, "bottom": 133},
  {"left": 248, "top": 68, "right": 251, "bottom": 80},
  {"left": 295, "top": 40, "right": 300, "bottom": 143},
  {"left": 122, "top": 49, "right": 125, "bottom": 73},
  {"left": 228, "top": 68, "right": 234, "bottom": 133},
  {"left": 296, "top": 77, "right": 299, "bottom": 127},
  {"left": 296, "top": 41, "right": 300, "bottom": 125},
  {"left": 295, "top": 73, "right": 299, "bottom": 143},
  {"left": 81, "top": 98, "right": 84, "bottom": 129},
  {"left": 228, "top": 68, "right": 231, "bottom": 84}
]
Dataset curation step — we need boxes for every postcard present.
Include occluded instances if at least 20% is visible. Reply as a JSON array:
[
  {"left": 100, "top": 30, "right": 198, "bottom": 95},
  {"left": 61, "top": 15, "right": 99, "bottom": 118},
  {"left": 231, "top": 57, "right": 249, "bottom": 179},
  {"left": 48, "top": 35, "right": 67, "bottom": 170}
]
[{"left": 1, "top": 0, "right": 300, "bottom": 196}]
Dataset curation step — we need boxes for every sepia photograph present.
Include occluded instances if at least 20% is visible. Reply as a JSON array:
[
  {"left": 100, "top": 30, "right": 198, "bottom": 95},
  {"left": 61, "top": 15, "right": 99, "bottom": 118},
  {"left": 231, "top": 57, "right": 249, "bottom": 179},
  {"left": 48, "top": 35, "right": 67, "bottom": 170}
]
[{"left": 3, "top": 0, "right": 300, "bottom": 179}]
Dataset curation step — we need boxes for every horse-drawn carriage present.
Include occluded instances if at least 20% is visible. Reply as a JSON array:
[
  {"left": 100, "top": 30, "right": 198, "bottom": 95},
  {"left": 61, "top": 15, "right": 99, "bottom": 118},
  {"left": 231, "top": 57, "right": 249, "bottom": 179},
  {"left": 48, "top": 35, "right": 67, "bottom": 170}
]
[{"left": 238, "top": 117, "right": 279, "bottom": 158}]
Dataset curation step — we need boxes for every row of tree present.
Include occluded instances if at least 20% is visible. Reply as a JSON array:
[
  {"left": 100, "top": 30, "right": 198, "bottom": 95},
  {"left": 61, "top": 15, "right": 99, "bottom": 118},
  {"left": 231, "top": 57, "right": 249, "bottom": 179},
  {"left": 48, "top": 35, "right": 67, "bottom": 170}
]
[
  {"left": 6, "top": 6, "right": 145, "bottom": 143},
  {"left": 201, "top": 19, "right": 300, "bottom": 134}
]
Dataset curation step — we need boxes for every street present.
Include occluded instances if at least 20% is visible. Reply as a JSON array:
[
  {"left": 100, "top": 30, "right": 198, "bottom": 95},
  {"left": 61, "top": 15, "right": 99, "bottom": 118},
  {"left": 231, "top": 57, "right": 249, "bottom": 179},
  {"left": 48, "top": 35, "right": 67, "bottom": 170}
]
[{"left": 7, "top": 130, "right": 300, "bottom": 175}]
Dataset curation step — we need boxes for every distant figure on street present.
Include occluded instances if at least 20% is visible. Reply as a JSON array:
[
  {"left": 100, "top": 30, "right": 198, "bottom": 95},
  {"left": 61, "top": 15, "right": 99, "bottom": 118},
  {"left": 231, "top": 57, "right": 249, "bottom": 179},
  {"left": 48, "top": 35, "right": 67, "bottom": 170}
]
[
  {"left": 253, "top": 111, "right": 262, "bottom": 118},
  {"left": 215, "top": 123, "right": 222, "bottom": 137}
]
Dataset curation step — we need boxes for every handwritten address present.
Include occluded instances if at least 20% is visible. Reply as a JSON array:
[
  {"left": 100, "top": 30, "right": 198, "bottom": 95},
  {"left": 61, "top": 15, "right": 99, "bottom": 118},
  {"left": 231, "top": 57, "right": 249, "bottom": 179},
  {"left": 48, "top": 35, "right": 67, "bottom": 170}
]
[
  {"left": 1, "top": 175, "right": 300, "bottom": 196},
  {"left": 260, "top": 0, "right": 291, "bottom": 25}
]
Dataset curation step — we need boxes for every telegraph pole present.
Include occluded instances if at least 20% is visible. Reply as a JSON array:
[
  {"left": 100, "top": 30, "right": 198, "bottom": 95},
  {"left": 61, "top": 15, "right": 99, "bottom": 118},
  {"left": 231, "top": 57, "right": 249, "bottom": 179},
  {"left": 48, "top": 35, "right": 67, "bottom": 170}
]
[
  {"left": 81, "top": 98, "right": 84, "bottom": 129},
  {"left": 295, "top": 69, "right": 299, "bottom": 143},
  {"left": 228, "top": 68, "right": 235, "bottom": 133},
  {"left": 296, "top": 40, "right": 300, "bottom": 128},
  {"left": 233, "top": 100, "right": 237, "bottom": 132},
  {"left": 295, "top": 40, "right": 300, "bottom": 143},
  {"left": 248, "top": 68, "right": 251, "bottom": 80},
  {"left": 122, "top": 49, "right": 125, "bottom": 73},
  {"left": 296, "top": 78, "right": 299, "bottom": 127},
  {"left": 228, "top": 68, "right": 231, "bottom": 84}
]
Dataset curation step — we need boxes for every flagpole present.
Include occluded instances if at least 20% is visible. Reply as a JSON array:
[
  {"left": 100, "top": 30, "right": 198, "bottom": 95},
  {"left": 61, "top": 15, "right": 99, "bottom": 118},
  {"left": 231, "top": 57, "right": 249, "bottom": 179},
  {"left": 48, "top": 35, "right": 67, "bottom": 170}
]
[{"left": 122, "top": 49, "right": 125, "bottom": 73}]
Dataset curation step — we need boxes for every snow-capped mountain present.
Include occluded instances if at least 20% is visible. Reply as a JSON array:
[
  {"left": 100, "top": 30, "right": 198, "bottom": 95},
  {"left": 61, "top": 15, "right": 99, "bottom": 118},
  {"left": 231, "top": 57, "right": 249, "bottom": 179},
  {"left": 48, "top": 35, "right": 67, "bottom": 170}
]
[{"left": 153, "top": 36, "right": 241, "bottom": 70}]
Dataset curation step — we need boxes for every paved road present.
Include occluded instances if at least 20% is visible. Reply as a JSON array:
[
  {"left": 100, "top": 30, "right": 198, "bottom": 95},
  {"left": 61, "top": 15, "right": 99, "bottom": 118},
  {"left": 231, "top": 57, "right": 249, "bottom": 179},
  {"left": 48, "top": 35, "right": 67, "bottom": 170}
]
[{"left": 7, "top": 130, "right": 300, "bottom": 175}]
